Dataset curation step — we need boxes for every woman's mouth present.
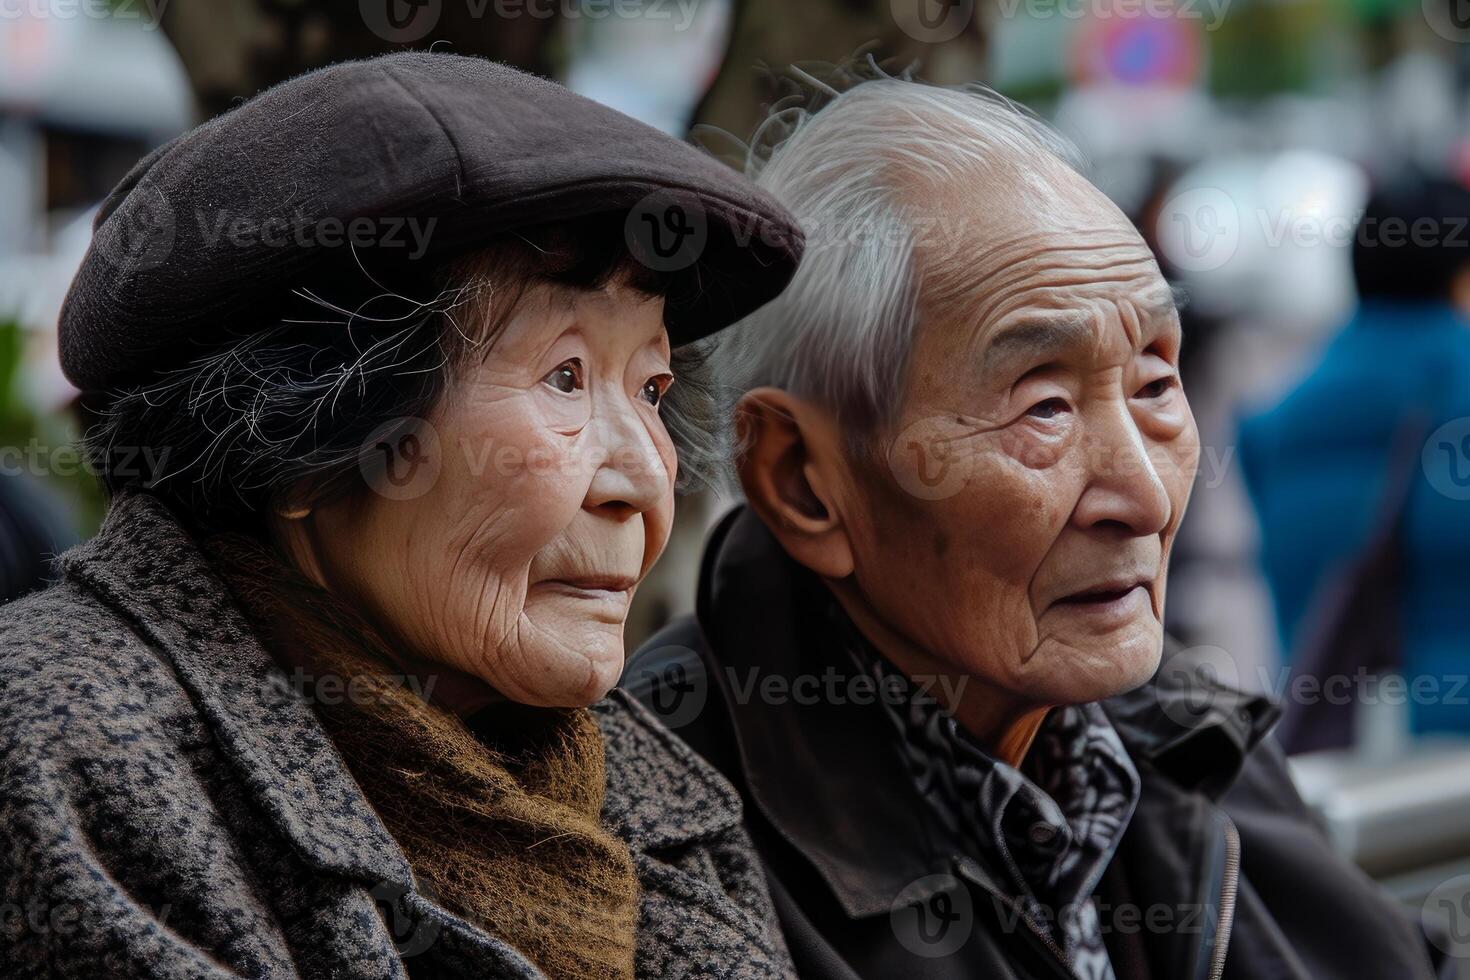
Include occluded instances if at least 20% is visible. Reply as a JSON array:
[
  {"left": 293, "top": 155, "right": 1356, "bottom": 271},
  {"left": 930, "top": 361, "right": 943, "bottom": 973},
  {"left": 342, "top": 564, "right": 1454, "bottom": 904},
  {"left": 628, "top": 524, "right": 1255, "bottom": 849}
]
[{"left": 536, "top": 576, "right": 637, "bottom": 602}]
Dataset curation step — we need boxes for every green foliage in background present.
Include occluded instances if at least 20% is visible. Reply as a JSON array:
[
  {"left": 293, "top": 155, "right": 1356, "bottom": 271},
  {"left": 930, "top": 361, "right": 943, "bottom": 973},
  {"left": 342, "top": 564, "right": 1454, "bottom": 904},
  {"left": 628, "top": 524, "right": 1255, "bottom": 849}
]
[
  {"left": 0, "top": 320, "right": 35, "bottom": 450},
  {"left": 0, "top": 319, "right": 104, "bottom": 537},
  {"left": 1206, "top": 0, "right": 1356, "bottom": 97}
]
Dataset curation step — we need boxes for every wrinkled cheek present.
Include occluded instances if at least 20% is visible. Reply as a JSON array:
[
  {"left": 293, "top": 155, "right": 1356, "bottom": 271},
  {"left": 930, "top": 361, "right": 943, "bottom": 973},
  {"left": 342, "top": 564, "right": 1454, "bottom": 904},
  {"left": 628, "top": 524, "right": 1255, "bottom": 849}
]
[
  {"left": 1155, "top": 436, "right": 1201, "bottom": 530},
  {"left": 646, "top": 436, "right": 679, "bottom": 560},
  {"left": 430, "top": 433, "right": 589, "bottom": 626},
  {"left": 452, "top": 571, "right": 523, "bottom": 651},
  {"left": 960, "top": 445, "right": 1076, "bottom": 584},
  {"left": 1151, "top": 439, "right": 1197, "bottom": 621},
  {"left": 641, "top": 493, "right": 676, "bottom": 575},
  {"left": 992, "top": 426, "right": 1070, "bottom": 472}
]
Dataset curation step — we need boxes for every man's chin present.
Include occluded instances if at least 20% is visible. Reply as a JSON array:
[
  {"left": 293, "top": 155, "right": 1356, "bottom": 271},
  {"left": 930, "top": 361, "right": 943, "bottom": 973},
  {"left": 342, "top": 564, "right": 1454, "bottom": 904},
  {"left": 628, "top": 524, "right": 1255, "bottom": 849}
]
[
  {"left": 1030, "top": 624, "right": 1164, "bottom": 705},
  {"left": 1098, "top": 625, "right": 1165, "bottom": 697}
]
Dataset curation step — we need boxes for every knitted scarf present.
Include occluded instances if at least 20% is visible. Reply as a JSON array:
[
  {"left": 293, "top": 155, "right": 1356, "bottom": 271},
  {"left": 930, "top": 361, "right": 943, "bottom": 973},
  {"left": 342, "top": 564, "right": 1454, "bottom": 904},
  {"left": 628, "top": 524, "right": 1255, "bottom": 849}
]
[{"left": 202, "top": 532, "right": 639, "bottom": 980}]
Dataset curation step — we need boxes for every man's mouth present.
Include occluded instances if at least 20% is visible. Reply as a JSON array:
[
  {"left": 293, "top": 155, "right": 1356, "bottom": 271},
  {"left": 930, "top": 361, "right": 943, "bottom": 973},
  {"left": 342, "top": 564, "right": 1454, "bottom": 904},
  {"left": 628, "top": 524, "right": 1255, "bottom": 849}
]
[
  {"left": 1057, "top": 580, "right": 1147, "bottom": 605},
  {"left": 1051, "top": 577, "right": 1155, "bottom": 622}
]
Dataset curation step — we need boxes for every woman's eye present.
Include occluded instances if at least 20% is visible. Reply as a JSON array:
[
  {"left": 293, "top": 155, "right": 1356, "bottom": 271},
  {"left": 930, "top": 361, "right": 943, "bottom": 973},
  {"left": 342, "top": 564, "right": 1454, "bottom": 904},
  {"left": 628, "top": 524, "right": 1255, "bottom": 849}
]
[
  {"left": 1135, "top": 377, "right": 1176, "bottom": 400},
  {"left": 1025, "top": 398, "right": 1069, "bottom": 420},
  {"left": 640, "top": 373, "right": 674, "bottom": 407},
  {"left": 541, "top": 359, "right": 583, "bottom": 394}
]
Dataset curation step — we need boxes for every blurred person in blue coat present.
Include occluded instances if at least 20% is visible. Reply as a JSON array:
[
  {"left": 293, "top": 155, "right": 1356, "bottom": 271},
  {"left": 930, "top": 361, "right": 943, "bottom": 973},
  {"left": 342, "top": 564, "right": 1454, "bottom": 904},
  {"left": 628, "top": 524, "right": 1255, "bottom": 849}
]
[{"left": 1239, "top": 175, "right": 1470, "bottom": 736}]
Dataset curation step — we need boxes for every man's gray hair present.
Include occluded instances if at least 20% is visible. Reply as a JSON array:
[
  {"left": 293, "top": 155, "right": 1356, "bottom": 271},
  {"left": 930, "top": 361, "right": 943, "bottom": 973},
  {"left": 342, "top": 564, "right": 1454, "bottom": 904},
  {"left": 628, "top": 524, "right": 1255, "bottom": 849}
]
[{"left": 703, "top": 74, "right": 1085, "bottom": 467}]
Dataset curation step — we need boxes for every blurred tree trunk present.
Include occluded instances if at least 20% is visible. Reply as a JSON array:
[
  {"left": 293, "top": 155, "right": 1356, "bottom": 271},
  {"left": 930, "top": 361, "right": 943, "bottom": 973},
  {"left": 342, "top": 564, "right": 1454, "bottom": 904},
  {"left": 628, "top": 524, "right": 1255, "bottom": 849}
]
[
  {"left": 158, "top": 0, "right": 564, "bottom": 121},
  {"left": 690, "top": 0, "right": 990, "bottom": 157}
]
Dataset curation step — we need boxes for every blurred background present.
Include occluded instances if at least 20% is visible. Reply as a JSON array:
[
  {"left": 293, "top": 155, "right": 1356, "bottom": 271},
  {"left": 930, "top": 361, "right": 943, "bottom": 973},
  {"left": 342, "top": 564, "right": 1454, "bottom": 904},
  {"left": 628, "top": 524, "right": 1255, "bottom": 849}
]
[{"left": 3, "top": 0, "right": 1470, "bottom": 961}]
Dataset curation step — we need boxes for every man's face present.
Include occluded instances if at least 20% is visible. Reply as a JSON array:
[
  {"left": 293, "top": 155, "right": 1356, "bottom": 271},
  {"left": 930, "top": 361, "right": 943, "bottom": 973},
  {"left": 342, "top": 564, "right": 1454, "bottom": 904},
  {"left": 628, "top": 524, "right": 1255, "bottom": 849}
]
[{"left": 841, "top": 165, "right": 1199, "bottom": 708}]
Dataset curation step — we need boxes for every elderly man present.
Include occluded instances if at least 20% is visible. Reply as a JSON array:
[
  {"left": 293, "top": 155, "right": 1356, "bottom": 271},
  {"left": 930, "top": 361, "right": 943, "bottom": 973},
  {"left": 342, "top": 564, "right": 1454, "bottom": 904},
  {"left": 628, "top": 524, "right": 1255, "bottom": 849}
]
[{"left": 626, "top": 79, "right": 1437, "bottom": 979}]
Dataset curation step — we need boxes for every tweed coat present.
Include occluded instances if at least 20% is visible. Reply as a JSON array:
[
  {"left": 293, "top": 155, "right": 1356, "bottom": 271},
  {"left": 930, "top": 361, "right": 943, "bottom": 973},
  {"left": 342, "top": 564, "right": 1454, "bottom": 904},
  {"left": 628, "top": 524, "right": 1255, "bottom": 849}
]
[{"left": 0, "top": 492, "right": 794, "bottom": 979}]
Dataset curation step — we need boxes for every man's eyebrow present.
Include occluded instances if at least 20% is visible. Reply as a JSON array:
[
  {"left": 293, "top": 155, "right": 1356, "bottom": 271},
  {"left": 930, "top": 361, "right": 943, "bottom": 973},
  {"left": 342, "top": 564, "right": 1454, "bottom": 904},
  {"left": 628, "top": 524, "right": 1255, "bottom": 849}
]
[
  {"left": 980, "top": 293, "right": 1182, "bottom": 377},
  {"left": 1143, "top": 288, "right": 1184, "bottom": 320},
  {"left": 981, "top": 312, "right": 1098, "bottom": 376}
]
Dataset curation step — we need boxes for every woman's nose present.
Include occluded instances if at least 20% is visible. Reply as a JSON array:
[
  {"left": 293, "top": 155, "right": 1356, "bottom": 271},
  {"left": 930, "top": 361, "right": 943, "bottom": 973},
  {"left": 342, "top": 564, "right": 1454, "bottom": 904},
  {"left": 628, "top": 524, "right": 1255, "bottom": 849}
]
[
  {"left": 1071, "top": 407, "right": 1173, "bottom": 536},
  {"left": 582, "top": 395, "right": 670, "bottom": 519}
]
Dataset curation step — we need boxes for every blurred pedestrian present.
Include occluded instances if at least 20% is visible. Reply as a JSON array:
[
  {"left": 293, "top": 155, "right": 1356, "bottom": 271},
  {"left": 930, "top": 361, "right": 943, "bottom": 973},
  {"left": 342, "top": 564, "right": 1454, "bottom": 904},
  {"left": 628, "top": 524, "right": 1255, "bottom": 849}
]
[{"left": 1240, "top": 174, "right": 1470, "bottom": 742}]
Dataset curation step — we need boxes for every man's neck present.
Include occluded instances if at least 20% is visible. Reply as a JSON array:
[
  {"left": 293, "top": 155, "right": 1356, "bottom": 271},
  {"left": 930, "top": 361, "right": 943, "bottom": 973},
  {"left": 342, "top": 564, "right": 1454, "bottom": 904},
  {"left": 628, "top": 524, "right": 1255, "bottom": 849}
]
[{"left": 829, "top": 580, "right": 1052, "bottom": 768}]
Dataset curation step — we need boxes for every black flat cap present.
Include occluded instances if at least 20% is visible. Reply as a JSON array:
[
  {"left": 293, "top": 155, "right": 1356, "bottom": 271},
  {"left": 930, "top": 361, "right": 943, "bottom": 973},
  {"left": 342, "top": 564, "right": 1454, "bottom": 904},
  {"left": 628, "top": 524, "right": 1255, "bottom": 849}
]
[{"left": 59, "top": 52, "right": 803, "bottom": 393}]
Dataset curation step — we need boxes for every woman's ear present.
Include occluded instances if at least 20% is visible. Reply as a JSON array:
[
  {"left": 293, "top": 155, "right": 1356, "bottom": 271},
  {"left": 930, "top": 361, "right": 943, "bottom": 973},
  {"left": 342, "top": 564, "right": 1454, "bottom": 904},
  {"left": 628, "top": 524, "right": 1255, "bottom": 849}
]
[
  {"left": 267, "top": 480, "right": 335, "bottom": 591},
  {"left": 735, "top": 388, "right": 854, "bottom": 580}
]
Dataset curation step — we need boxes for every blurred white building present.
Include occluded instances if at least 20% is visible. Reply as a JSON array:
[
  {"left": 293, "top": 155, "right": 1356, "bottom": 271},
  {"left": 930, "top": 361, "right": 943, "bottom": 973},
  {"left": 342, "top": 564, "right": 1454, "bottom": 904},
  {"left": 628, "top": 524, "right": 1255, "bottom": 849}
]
[{"left": 0, "top": 1, "right": 190, "bottom": 408}]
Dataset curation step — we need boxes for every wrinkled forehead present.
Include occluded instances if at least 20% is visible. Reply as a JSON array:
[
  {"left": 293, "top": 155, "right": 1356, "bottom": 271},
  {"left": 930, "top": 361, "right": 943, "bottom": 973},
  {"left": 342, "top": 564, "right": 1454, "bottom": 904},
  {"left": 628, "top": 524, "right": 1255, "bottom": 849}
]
[{"left": 908, "top": 162, "right": 1168, "bottom": 357}]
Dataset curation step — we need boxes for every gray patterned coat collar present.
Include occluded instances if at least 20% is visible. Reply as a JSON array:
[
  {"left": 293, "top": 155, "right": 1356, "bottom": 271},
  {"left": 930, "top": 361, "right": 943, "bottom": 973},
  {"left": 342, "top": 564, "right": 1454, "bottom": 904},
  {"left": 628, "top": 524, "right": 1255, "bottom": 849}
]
[{"left": 60, "top": 492, "right": 742, "bottom": 885}]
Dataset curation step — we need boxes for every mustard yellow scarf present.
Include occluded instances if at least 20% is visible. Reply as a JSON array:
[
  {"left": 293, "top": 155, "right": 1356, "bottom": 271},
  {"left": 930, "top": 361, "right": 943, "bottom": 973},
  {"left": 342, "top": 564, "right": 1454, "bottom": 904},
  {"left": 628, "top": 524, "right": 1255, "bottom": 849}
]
[{"left": 204, "top": 533, "right": 639, "bottom": 980}]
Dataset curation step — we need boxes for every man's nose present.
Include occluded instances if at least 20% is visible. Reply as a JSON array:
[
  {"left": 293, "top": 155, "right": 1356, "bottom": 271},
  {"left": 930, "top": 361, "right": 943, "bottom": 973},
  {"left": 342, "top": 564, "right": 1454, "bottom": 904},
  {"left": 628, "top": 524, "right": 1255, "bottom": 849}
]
[
  {"left": 1071, "top": 403, "right": 1173, "bottom": 536},
  {"left": 582, "top": 394, "right": 670, "bottom": 520}
]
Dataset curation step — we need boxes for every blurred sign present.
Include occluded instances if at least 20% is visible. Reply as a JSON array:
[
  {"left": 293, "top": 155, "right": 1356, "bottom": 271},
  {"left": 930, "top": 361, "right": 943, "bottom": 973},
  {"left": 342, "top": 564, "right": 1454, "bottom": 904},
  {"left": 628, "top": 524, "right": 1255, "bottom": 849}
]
[
  {"left": 1071, "top": 8, "right": 1203, "bottom": 88},
  {"left": 0, "top": 11, "right": 55, "bottom": 110}
]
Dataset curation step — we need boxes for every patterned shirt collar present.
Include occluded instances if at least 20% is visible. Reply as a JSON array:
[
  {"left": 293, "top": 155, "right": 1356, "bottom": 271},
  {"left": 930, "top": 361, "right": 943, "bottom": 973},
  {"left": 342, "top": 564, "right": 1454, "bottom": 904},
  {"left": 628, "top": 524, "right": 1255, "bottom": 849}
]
[{"left": 837, "top": 610, "right": 1141, "bottom": 978}]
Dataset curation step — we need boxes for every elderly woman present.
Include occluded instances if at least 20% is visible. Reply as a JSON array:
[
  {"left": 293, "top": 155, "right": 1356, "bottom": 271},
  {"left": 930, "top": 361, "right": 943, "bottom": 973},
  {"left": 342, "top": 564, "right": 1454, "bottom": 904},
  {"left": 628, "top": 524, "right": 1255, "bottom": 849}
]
[{"left": 0, "top": 54, "right": 801, "bottom": 979}]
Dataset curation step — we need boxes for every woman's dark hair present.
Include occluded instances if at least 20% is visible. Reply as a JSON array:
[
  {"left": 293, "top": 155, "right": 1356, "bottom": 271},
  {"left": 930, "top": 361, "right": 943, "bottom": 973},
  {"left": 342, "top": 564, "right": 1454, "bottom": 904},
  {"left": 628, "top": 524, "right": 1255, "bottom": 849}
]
[
  {"left": 83, "top": 213, "right": 717, "bottom": 534},
  {"left": 1352, "top": 174, "right": 1470, "bottom": 301}
]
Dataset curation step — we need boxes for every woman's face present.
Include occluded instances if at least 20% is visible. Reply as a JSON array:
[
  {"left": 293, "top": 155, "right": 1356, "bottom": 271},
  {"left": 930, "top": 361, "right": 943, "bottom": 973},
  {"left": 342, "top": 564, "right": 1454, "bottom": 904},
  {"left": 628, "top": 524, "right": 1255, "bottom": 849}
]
[{"left": 302, "top": 281, "right": 677, "bottom": 707}]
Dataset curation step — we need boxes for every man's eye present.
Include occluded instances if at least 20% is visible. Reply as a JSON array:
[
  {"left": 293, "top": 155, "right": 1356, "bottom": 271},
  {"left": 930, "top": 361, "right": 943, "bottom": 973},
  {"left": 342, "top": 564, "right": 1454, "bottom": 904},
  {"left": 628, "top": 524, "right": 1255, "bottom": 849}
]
[
  {"left": 640, "top": 373, "right": 674, "bottom": 407},
  {"left": 1026, "top": 398, "right": 1069, "bottom": 420},
  {"left": 542, "top": 359, "right": 583, "bottom": 394},
  {"left": 1136, "top": 377, "right": 1176, "bottom": 399}
]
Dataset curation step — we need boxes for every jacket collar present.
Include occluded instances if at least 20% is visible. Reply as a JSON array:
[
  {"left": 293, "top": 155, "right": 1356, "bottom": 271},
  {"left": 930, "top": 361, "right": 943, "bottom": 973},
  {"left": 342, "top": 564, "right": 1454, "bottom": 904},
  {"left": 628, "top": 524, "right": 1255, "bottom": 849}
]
[
  {"left": 60, "top": 492, "right": 418, "bottom": 890},
  {"left": 60, "top": 493, "right": 736, "bottom": 882},
  {"left": 594, "top": 689, "right": 749, "bottom": 852},
  {"left": 696, "top": 506, "right": 1280, "bottom": 921}
]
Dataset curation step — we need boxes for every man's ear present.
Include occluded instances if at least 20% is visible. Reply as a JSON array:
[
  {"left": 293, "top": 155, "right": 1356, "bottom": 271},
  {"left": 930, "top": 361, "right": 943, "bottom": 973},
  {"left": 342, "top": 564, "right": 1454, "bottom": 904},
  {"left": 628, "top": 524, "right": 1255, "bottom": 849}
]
[{"left": 735, "top": 388, "right": 854, "bottom": 580}]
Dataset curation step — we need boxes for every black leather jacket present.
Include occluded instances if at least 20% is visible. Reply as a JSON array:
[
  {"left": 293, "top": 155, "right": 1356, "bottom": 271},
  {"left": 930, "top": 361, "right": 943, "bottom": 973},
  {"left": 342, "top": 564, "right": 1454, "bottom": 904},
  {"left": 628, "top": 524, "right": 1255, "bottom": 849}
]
[{"left": 624, "top": 506, "right": 1439, "bottom": 980}]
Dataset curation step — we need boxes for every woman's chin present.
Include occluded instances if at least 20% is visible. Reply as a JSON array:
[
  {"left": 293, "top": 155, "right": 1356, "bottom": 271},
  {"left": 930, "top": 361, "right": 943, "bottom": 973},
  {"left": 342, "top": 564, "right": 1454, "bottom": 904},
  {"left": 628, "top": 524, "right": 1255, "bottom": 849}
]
[
  {"left": 573, "top": 644, "right": 627, "bottom": 705},
  {"left": 501, "top": 632, "right": 626, "bottom": 707}
]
